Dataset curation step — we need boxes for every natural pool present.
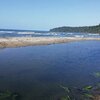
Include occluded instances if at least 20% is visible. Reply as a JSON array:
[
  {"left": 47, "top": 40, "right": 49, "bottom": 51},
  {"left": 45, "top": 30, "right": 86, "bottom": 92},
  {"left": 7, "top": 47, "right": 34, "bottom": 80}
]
[{"left": 0, "top": 41, "right": 100, "bottom": 100}]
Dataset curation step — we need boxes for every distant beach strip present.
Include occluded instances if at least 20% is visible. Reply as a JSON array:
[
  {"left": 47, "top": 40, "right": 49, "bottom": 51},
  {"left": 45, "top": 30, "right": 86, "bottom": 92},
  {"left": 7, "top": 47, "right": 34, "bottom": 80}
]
[{"left": 0, "top": 37, "right": 100, "bottom": 48}]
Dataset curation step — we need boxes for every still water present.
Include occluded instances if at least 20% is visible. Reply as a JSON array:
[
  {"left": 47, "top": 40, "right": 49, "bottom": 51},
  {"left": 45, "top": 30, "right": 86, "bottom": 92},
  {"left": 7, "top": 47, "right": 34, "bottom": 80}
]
[{"left": 0, "top": 41, "right": 100, "bottom": 100}]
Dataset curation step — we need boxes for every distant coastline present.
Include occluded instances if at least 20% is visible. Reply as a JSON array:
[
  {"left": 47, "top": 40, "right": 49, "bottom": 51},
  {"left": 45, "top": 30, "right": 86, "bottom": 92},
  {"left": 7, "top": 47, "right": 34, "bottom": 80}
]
[
  {"left": 50, "top": 24, "right": 100, "bottom": 33},
  {"left": 1, "top": 24, "right": 100, "bottom": 34}
]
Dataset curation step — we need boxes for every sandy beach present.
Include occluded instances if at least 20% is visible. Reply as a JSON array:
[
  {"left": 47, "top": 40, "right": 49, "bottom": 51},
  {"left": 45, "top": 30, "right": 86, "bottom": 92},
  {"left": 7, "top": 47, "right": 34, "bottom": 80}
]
[{"left": 0, "top": 37, "right": 100, "bottom": 48}]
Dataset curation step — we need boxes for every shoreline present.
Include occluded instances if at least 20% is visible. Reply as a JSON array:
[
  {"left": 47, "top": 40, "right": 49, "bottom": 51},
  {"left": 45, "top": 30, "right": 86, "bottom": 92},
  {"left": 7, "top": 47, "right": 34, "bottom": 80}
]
[{"left": 0, "top": 37, "right": 100, "bottom": 48}]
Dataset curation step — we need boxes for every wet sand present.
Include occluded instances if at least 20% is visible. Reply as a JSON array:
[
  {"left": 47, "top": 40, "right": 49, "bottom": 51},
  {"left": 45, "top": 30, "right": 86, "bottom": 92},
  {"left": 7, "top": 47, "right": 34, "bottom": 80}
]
[{"left": 0, "top": 37, "right": 100, "bottom": 48}]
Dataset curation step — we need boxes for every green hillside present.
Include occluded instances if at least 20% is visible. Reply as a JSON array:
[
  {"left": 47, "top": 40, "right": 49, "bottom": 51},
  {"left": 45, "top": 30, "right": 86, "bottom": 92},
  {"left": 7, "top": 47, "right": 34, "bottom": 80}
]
[{"left": 50, "top": 24, "right": 100, "bottom": 33}]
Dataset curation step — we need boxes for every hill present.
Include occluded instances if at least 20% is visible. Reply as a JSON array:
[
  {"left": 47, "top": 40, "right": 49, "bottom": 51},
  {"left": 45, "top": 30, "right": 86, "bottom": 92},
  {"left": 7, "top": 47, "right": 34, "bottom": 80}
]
[{"left": 50, "top": 24, "right": 100, "bottom": 33}]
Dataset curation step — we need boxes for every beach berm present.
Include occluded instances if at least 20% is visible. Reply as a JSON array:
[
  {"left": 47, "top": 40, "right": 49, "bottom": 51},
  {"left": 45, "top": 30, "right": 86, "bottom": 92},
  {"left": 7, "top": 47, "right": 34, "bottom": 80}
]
[{"left": 0, "top": 37, "right": 100, "bottom": 48}]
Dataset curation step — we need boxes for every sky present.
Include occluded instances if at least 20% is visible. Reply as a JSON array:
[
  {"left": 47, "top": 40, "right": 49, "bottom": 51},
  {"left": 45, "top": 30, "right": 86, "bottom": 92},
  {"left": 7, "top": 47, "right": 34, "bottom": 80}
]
[{"left": 0, "top": 0, "right": 100, "bottom": 30}]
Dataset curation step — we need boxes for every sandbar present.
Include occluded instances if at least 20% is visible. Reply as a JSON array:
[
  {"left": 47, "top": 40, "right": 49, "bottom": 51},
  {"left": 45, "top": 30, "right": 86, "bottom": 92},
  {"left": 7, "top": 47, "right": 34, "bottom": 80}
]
[{"left": 0, "top": 37, "right": 100, "bottom": 48}]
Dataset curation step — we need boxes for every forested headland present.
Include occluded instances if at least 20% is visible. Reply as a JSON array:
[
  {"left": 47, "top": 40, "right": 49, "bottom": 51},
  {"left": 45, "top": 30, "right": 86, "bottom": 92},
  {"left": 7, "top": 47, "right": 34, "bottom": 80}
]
[{"left": 50, "top": 24, "right": 100, "bottom": 33}]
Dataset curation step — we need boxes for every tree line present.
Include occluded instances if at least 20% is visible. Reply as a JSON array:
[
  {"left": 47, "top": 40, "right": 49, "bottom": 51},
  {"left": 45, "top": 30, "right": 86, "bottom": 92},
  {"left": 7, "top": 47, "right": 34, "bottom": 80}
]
[{"left": 50, "top": 24, "right": 100, "bottom": 33}]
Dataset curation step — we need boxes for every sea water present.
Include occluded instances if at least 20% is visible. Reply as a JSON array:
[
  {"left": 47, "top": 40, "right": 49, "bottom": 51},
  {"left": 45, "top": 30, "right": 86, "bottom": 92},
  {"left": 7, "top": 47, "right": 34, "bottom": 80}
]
[{"left": 0, "top": 30, "right": 100, "bottom": 38}]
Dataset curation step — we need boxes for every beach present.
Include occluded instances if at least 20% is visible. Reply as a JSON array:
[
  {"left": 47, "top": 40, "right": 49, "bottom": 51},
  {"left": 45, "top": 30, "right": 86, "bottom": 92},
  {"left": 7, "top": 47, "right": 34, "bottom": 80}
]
[{"left": 0, "top": 37, "right": 100, "bottom": 48}]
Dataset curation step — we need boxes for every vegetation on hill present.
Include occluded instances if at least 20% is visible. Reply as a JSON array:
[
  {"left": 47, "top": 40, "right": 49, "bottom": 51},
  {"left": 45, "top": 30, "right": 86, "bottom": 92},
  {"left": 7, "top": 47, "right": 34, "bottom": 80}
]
[{"left": 50, "top": 24, "right": 100, "bottom": 33}]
